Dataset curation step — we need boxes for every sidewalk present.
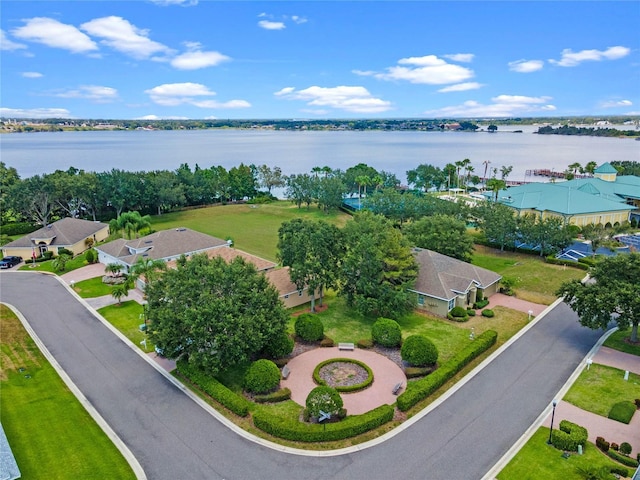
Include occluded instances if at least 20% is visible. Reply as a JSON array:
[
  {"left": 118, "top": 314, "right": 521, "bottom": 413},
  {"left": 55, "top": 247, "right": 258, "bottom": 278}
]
[
  {"left": 85, "top": 289, "right": 145, "bottom": 309},
  {"left": 484, "top": 293, "right": 547, "bottom": 317},
  {"left": 60, "top": 263, "right": 106, "bottom": 283},
  {"left": 592, "top": 346, "right": 640, "bottom": 375}
]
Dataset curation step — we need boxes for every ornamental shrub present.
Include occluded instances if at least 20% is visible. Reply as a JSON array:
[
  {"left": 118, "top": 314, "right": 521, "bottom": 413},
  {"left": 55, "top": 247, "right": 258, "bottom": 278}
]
[
  {"left": 608, "top": 401, "right": 636, "bottom": 424},
  {"left": 401, "top": 335, "right": 438, "bottom": 367},
  {"left": 357, "top": 338, "right": 373, "bottom": 349},
  {"left": 467, "top": 309, "right": 476, "bottom": 317},
  {"left": 620, "top": 442, "right": 632, "bottom": 455},
  {"left": 254, "top": 388, "right": 291, "bottom": 404},
  {"left": 634, "top": 398, "right": 640, "bottom": 409},
  {"left": 611, "top": 442, "right": 619, "bottom": 451},
  {"left": 596, "top": 436, "right": 610, "bottom": 452},
  {"left": 58, "top": 248, "right": 74, "bottom": 257},
  {"left": 482, "top": 309, "right": 495, "bottom": 318},
  {"left": 262, "top": 332, "right": 294, "bottom": 359},
  {"left": 550, "top": 420, "right": 588, "bottom": 452},
  {"left": 295, "top": 314, "right": 324, "bottom": 342},
  {"left": 371, "top": 318, "right": 402, "bottom": 348},
  {"left": 320, "top": 336, "right": 335, "bottom": 347},
  {"left": 607, "top": 449, "right": 639, "bottom": 468},
  {"left": 473, "top": 299, "right": 489, "bottom": 309},
  {"left": 305, "top": 386, "right": 343, "bottom": 419},
  {"left": 450, "top": 306, "right": 467, "bottom": 318},
  {"left": 610, "top": 466, "right": 630, "bottom": 478},
  {"left": 244, "top": 359, "right": 281, "bottom": 394},
  {"left": 85, "top": 248, "right": 97, "bottom": 264}
]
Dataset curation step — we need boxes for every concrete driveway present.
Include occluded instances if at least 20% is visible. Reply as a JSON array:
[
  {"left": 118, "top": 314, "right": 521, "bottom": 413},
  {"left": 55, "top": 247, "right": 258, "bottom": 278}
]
[{"left": 0, "top": 272, "right": 604, "bottom": 480}]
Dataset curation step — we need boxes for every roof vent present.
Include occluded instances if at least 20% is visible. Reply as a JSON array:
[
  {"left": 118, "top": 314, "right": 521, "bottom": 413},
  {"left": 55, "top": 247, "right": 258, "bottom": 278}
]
[{"left": 144, "top": 240, "right": 153, "bottom": 244}]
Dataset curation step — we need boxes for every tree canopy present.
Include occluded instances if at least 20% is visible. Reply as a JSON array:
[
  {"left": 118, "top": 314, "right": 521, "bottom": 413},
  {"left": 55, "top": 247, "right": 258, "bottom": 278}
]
[
  {"left": 557, "top": 253, "right": 640, "bottom": 343},
  {"left": 405, "top": 214, "right": 474, "bottom": 262},
  {"left": 146, "top": 254, "right": 289, "bottom": 373}
]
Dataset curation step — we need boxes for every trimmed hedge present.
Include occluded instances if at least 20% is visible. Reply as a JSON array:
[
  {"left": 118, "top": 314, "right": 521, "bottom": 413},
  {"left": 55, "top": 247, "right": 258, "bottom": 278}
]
[
  {"left": 608, "top": 401, "right": 636, "bottom": 424},
  {"left": 397, "top": 330, "right": 497, "bottom": 412},
  {"left": 295, "top": 314, "right": 324, "bottom": 342},
  {"left": 244, "top": 359, "right": 281, "bottom": 394},
  {"left": 177, "top": 360, "right": 250, "bottom": 417},
  {"left": 262, "top": 333, "right": 294, "bottom": 359},
  {"left": 320, "top": 336, "right": 335, "bottom": 347},
  {"left": 0, "top": 222, "right": 38, "bottom": 236},
  {"left": 313, "top": 358, "right": 374, "bottom": 393},
  {"left": 305, "top": 386, "right": 343, "bottom": 419},
  {"left": 620, "top": 442, "right": 632, "bottom": 455},
  {"left": 371, "top": 318, "right": 402, "bottom": 348},
  {"left": 545, "top": 255, "right": 590, "bottom": 270},
  {"left": 253, "top": 388, "right": 291, "bottom": 404},
  {"left": 607, "top": 449, "right": 639, "bottom": 468},
  {"left": 596, "top": 436, "right": 610, "bottom": 452},
  {"left": 401, "top": 335, "right": 438, "bottom": 367},
  {"left": 473, "top": 299, "right": 489, "bottom": 309},
  {"left": 550, "top": 420, "right": 588, "bottom": 452},
  {"left": 253, "top": 404, "right": 394, "bottom": 442},
  {"left": 481, "top": 309, "right": 495, "bottom": 318}
]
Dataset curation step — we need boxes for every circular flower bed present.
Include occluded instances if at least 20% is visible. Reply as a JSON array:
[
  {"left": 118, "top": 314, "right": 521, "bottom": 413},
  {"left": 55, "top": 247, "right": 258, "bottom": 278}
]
[{"left": 313, "top": 358, "right": 373, "bottom": 393}]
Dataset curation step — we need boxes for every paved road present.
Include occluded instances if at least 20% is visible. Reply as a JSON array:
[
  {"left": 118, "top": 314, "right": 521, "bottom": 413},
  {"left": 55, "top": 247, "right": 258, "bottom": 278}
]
[{"left": 0, "top": 272, "right": 603, "bottom": 480}]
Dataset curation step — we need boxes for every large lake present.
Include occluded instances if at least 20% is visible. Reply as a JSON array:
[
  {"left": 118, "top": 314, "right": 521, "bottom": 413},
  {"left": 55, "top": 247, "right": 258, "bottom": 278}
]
[{"left": 2, "top": 125, "right": 639, "bottom": 185}]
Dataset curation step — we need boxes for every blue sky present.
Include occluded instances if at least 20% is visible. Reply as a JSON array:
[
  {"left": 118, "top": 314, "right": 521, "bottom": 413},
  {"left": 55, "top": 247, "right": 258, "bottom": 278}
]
[{"left": 1, "top": 1, "right": 639, "bottom": 120}]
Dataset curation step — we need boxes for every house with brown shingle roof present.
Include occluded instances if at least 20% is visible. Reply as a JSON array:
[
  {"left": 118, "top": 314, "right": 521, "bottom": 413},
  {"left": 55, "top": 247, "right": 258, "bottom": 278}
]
[
  {"left": 2, "top": 217, "right": 109, "bottom": 260},
  {"left": 96, "top": 227, "right": 229, "bottom": 272},
  {"left": 410, "top": 248, "right": 502, "bottom": 317},
  {"left": 264, "top": 266, "right": 319, "bottom": 309}
]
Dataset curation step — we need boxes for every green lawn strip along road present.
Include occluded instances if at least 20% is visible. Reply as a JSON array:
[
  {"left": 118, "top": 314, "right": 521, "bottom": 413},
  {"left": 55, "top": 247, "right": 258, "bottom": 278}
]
[
  {"left": 498, "top": 428, "right": 630, "bottom": 480},
  {"left": 99, "top": 300, "right": 153, "bottom": 351},
  {"left": 563, "top": 363, "right": 640, "bottom": 417},
  {"left": 73, "top": 275, "right": 113, "bottom": 298},
  {"left": 0, "top": 305, "right": 135, "bottom": 480},
  {"left": 603, "top": 329, "right": 640, "bottom": 356}
]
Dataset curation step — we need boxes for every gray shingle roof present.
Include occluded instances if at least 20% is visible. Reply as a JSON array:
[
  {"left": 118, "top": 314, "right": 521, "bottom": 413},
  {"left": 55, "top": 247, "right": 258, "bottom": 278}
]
[
  {"left": 3, "top": 217, "right": 108, "bottom": 248},
  {"left": 412, "top": 249, "right": 502, "bottom": 300}
]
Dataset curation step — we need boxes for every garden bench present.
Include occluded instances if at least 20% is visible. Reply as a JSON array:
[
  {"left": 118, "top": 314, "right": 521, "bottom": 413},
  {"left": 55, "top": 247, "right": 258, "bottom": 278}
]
[
  {"left": 282, "top": 365, "right": 290, "bottom": 379},
  {"left": 338, "top": 342, "right": 355, "bottom": 351},
  {"left": 392, "top": 382, "right": 403, "bottom": 395}
]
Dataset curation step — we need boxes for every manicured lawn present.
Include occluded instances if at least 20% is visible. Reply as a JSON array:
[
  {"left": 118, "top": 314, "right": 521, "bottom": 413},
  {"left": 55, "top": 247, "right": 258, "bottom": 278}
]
[
  {"left": 98, "top": 301, "right": 154, "bottom": 352},
  {"left": 150, "top": 201, "right": 350, "bottom": 261},
  {"left": 0, "top": 305, "right": 136, "bottom": 479},
  {"left": 18, "top": 254, "right": 91, "bottom": 274},
  {"left": 563, "top": 363, "right": 640, "bottom": 417},
  {"left": 73, "top": 276, "right": 113, "bottom": 298},
  {"left": 471, "top": 245, "right": 586, "bottom": 305},
  {"left": 498, "top": 427, "right": 629, "bottom": 480},
  {"left": 604, "top": 329, "right": 640, "bottom": 356}
]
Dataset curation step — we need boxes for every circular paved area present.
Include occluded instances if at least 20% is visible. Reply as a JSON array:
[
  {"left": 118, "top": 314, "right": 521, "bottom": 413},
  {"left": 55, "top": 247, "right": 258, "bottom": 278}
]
[{"left": 281, "top": 347, "right": 406, "bottom": 415}]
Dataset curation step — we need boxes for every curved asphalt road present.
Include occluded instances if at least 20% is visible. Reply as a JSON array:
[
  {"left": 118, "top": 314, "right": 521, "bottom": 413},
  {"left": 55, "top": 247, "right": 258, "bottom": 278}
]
[{"left": 1, "top": 272, "right": 603, "bottom": 480}]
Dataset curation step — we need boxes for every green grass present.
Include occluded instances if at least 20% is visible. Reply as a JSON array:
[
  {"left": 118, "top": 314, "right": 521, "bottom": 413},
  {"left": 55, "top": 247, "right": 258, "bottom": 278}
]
[
  {"left": 472, "top": 245, "right": 586, "bottom": 304},
  {"left": 0, "top": 305, "right": 136, "bottom": 479},
  {"left": 603, "top": 329, "right": 640, "bottom": 356},
  {"left": 72, "top": 276, "right": 113, "bottom": 298},
  {"left": 98, "top": 301, "right": 154, "bottom": 352},
  {"left": 498, "top": 427, "right": 629, "bottom": 480},
  {"left": 150, "top": 201, "right": 350, "bottom": 261},
  {"left": 564, "top": 363, "right": 640, "bottom": 417},
  {"left": 18, "top": 255, "right": 91, "bottom": 274}
]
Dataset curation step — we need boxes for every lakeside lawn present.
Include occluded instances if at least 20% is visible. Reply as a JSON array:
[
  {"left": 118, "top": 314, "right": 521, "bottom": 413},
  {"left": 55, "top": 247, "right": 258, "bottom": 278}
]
[
  {"left": 498, "top": 428, "right": 628, "bottom": 480},
  {"left": 471, "top": 245, "right": 586, "bottom": 305},
  {"left": 150, "top": 201, "right": 350, "bottom": 261},
  {"left": 563, "top": 363, "right": 640, "bottom": 417},
  {"left": 0, "top": 305, "right": 136, "bottom": 479}
]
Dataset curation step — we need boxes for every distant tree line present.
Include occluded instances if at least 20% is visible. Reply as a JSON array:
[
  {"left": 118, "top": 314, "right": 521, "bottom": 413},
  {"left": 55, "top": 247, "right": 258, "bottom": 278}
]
[{"left": 536, "top": 125, "right": 638, "bottom": 138}]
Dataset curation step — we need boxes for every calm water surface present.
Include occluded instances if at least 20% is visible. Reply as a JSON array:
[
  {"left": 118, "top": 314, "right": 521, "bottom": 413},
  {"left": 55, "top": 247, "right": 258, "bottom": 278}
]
[{"left": 2, "top": 126, "right": 639, "bottom": 184}]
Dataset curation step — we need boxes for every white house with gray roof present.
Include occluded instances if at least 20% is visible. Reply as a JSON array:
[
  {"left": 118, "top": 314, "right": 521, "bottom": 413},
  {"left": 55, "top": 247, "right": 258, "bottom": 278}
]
[{"left": 410, "top": 248, "right": 502, "bottom": 317}]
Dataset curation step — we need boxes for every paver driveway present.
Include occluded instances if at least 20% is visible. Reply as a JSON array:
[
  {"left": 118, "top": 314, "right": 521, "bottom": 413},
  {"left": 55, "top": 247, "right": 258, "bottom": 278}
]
[{"left": 0, "top": 272, "right": 603, "bottom": 480}]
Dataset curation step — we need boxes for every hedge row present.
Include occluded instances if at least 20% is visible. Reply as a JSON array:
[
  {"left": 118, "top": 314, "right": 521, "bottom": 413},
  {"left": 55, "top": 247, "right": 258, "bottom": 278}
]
[
  {"left": 253, "top": 404, "right": 394, "bottom": 442},
  {"left": 550, "top": 420, "right": 588, "bottom": 452},
  {"left": 177, "top": 360, "right": 250, "bottom": 417},
  {"left": 607, "top": 449, "right": 639, "bottom": 468},
  {"left": 396, "top": 330, "right": 498, "bottom": 411},
  {"left": 313, "top": 358, "right": 374, "bottom": 393},
  {"left": 0, "top": 222, "right": 38, "bottom": 236},
  {"left": 254, "top": 388, "right": 291, "bottom": 404},
  {"left": 545, "top": 256, "right": 590, "bottom": 270}
]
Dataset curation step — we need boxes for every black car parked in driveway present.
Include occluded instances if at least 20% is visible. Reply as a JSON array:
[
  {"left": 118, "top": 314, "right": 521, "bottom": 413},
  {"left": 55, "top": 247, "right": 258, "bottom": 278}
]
[{"left": 0, "top": 256, "right": 22, "bottom": 269}]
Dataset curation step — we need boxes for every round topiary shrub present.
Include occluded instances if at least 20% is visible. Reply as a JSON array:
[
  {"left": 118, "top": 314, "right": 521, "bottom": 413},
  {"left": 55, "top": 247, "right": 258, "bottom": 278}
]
[
  {"left": 450, "top": 306, "right": 467, "bottom": 318},
  {"left": 305, "top": 385, "right": 343, "bottom": 420},
  {"left": 295, "top": 314, "right": 324, "bottom": 342},
  {"left": 371, "top": 317, "right": 402, "bottom": 348},
  {"left": 262, "top": 332, "right": 294, "bottom": 359},
  {"left": 244, "top": 359, "right": 281, "bottom": 394},
  {"left": 482, "top": 309, "right": 495, "bottom": 318},
  {"left": 620, "top": 442, "right": 632, "bottom": 455},
  {"left": 401, "top": 334, "right": 438, "bottom": 367}
]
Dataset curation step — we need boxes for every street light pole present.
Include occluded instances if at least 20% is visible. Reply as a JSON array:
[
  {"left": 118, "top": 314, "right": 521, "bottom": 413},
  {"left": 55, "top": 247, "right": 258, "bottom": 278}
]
[{"left": 547, "top": 399, "right": 558, "bottom": 445}]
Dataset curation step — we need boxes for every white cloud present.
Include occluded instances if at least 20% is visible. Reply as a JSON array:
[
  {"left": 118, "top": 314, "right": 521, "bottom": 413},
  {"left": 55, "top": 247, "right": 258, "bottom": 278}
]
[
  {"left": 274, "top": 85, "right": 392, "bottom": 113},
  {"left": 171, "top": 50, "right": 230, "bottom": 70},
  {"left": 424, "top": 95, "right": 555, "bottom": 117},
  {"left": 12, "top": 17, "right": 98, "bottom": 54},
  {"left": 135, "top": 114, "right": 190, "bottom": 120},
  {"left": 52, "top": 85, "right": 118, "bottom": 102},
  {"left": 258, "top": 20, "right": 286, "bottom": 30},
  {"left": 149, "top": 0, "right": 198, "bottom": 6},
  {"left": 22, "top": 71, "right": 43, "bottom": 78},
  {"left": 549, "top": 46, "right": 630, "bottom": 67},
  {"left": 357, "top": 55, "right": 474, "bottom": 85},
  {"left": 438, "top": 82, "right": 483, "bottom": 93},
  {"left": 290, "top": 16, "right": 308, "bottom": 24},
  {"left": 1, "top": 29, "right": 27, "bottom": 51},
  {"left": 81, "top": 16, "right": 172, "bottom": 59},
  {"left": 145, "top": 82, "right": 250, "bottom": 109},
  {"left": 444, "top": 53, "right": 474, "bottom": 63},
  {"left": 508, "top": 59, "right": 544, "bottom": 73},
  {"left": 601, "top": 99, "right": 633, "bottom": 108},
  {"left": 0, "top": 107, "right": 72, "bottom": 118}
]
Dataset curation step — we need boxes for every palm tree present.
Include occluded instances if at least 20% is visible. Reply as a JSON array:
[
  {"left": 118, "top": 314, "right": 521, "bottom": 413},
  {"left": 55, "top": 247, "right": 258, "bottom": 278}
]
[
  {"left": 52, "top": 254, "right": 72, "bottom": 272},
  {"left": 111, "top": 282, "right": 130, "bottom": 305},
  {"left": 584, "top": 161, "right": 597, "bottom": 176},
  {"left": 129, "top": 257, "right": 166, "bottom": 292},
  {"left": 568, "top": 162, "right": 581, "bottom": 176},
  {"left": 105, "top": 262, "right": 124, "bottom": 277}
]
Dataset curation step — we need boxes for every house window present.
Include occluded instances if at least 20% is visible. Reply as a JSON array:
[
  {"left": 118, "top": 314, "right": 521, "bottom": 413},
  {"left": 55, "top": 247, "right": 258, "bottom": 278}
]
[
  {"left": 284, "top": 294, "right": 289, "bottom": 299},
  {"left": 417, "top": 294, "right": 425, "bottom": 306},
  {"left": 448, "top": 298, "right": 455, "bottom": 311},
  {"left": 298, "top": 290, "right": 303, "bottom": 296}
]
